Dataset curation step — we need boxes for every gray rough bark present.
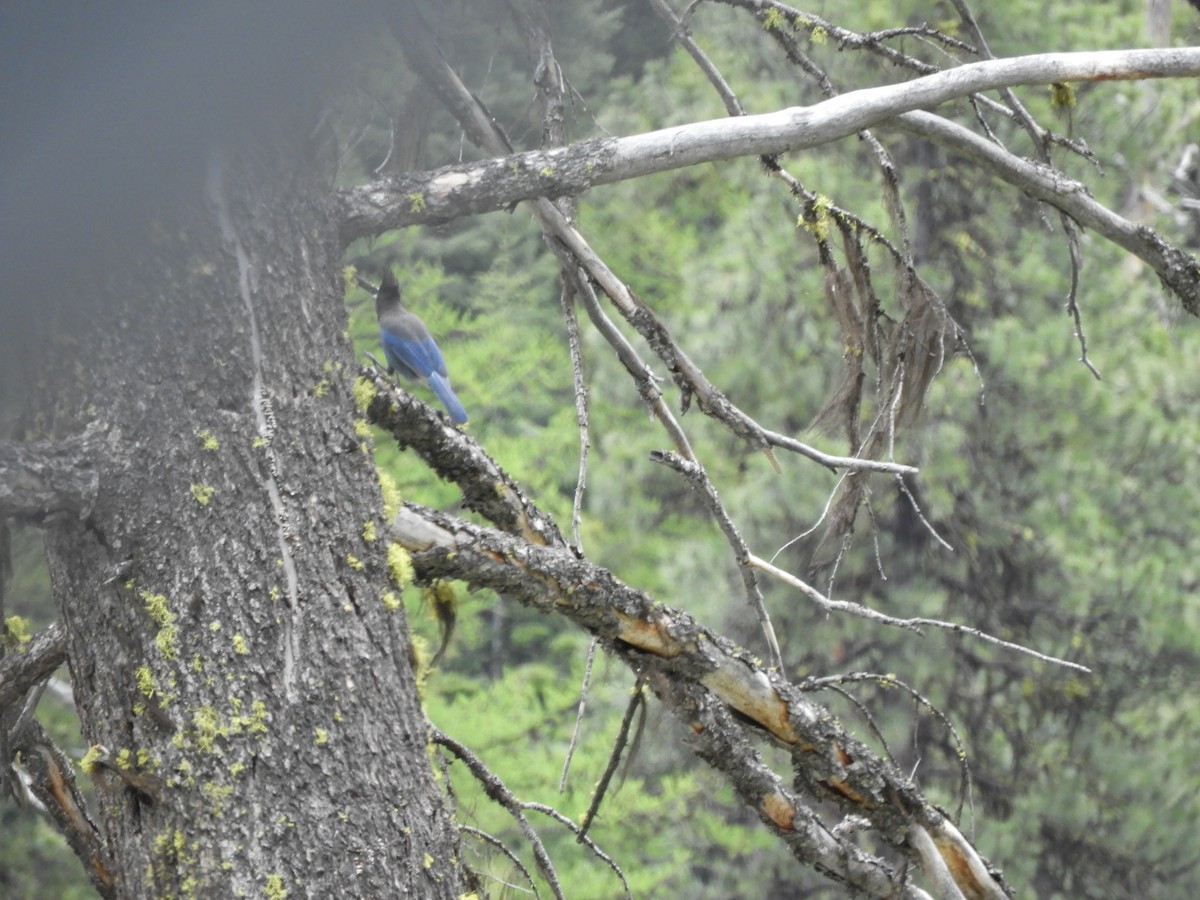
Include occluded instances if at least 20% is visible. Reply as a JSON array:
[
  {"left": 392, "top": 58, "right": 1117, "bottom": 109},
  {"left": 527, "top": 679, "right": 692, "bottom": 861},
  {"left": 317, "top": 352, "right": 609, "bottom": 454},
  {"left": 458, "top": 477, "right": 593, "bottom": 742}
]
[
  {"left": 30, "top": 140, "right": 470, "bottom": 897},
  {"left": 370, "top": 372, "right": 1006, "bottom": 900}
]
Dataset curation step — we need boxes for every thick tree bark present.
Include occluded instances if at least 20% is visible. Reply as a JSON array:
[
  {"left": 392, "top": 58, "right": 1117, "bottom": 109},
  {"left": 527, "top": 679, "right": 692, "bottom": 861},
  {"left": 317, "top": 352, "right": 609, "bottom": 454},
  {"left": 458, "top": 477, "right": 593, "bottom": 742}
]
[{"left": 33, "top": 140, "right": 470, "bottom": 896}]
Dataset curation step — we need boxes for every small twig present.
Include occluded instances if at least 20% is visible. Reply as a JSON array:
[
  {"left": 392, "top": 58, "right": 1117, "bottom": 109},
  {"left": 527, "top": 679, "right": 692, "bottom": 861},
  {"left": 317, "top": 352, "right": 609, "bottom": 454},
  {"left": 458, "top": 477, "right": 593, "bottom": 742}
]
[
  {"left": 770, "top": 466, "right": 854, "bottom": 563},
  {"left": 815, "top": 681, "right": 898, "bottom": 767},
  {"left": 558, "top": 281, "right": 591, "bottom": 548},
  {"left": 864, "top": 496, "right": 888, "bottom": 582},
  {"left": 435, "top": 723, "right": 632, "bottom": 898},
  {"left": 1062, "top": 225, "right": 1102, "bottom": 379},
  {"left": 522, "top": 801, "right": 632, "bottom": 897},
  {"left": 896, "top": 474, "right": 954, "bottom": 553},
  {"left": 747, "top": 554, "right": 1091, "bottom": 672},
  {"left": 579, "top": 672, "right": 647, "bottom": 838},
  {"left": 771, "top": 389, "right": 904, "bottom": 564},
  {"left": 761, "top": 428, "right": 919, "bottom": 475},
  {"left": 649, "top": 451, "right": 783, "bottom": 668},
  {"left": 807, "top": 671, "right": 973, "bottom": 824},
  {"left": 648, "top": 0, "right": 745, "bottom": 116},
  {"left": 566, "top": 266, "right": 696, "bottom": 460},
  {"left": 559, "top": 637, "right": 597, "bottom": 792},
  {"left": 432, "top": 728, "right": 566, "bottom": 900},
  {"left": 948, "top": 0, "right": 1101, "bottom": 383},
  {"left": 458, "top": 825, "right": 540, "bottom": 897}
]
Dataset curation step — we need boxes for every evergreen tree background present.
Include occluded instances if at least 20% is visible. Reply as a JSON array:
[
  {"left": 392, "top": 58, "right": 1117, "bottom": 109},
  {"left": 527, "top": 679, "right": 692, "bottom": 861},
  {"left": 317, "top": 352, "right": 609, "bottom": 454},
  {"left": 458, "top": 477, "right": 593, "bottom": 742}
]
[{"left": 4, "top": 1, "right": 1199, "bottom": 896}]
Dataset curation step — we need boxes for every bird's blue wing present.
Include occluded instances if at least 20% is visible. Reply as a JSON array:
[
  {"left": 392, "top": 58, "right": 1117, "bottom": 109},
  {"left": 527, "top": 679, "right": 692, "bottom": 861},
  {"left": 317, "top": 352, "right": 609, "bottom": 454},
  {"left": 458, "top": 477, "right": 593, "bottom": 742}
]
[
  {"left": 378, "top": 307, "right": 466, "bottom": 423},
  {"left": 380, "top": 327, "right": 445, "bottom": 381}
]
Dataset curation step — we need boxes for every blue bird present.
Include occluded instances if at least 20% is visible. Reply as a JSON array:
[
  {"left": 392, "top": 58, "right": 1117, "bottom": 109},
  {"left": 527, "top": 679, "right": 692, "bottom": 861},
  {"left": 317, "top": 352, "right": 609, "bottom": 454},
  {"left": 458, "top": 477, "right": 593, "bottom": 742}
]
[{"left": 375, "top": 271, "right": 468, "bottom": 424}]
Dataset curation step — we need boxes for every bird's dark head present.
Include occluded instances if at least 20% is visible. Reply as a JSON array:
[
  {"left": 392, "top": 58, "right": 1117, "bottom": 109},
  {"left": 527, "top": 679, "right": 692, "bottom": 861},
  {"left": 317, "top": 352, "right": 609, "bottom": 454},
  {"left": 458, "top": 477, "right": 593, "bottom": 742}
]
[{"left": 375, "top": 269, "right": 402, "bottom": 315}]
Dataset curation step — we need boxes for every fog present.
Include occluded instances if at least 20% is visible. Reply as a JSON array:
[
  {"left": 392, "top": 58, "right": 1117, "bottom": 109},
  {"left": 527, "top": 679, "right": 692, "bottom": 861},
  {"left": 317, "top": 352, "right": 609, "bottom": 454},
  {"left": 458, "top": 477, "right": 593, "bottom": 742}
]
[{"left": 0, "top": 1, "right": 374, "bottom": 372}]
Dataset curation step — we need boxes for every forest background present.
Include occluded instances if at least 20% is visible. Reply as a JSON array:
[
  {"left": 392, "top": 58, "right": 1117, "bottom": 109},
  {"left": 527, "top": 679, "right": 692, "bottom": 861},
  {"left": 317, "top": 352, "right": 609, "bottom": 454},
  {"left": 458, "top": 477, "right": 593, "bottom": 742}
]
[{"left": 3, "top": 0, "right": 1198, "bottom": 897}]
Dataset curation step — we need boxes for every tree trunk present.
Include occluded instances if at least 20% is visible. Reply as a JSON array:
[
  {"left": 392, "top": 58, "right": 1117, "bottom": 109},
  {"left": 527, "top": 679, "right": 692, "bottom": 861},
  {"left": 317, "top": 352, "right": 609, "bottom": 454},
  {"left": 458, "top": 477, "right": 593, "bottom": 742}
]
[{"left": 36, "top": 138, "right": 470, "bottom": 897}]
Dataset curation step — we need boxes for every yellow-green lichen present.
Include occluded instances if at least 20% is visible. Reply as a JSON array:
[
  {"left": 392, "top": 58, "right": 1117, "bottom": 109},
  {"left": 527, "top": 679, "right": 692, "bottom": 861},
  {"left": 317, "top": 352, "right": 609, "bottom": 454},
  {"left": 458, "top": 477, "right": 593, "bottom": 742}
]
[
  {"left": 142, "top": 593, "right": 170, "bottom": 627},
  {"left": 80, "top": 745, "right": 104, "bottom": 775},
  {"left": 387, "top": 544, "right": 413, "bottom": 587},
  {"left": 3, "top": 615, "right": 32, "bottom": 651},
  {"left": 314, "top": 378, "right": 331, "bottom": 398},
  {"left": 409, "top": 635, "right": 431, "bottom": 699},
  {"left": 264, "top": 873, "right": 288, "bottom": 900},
  {"left": 345, "top": 554, "right": 364, "bottom": 571},
  {"left": 381, "top": 590, "right": 402, "bottom": 612},
  {"left": 252, "top": 436, "right": 268, "bottom": 449},
  {"left": 314, "top": 728, "right": 329, "bottom": 746},
  {"left": 201, "top": 779, "right": 236, "bottom": 814},
  {"left": 762, "top": 7, "right": 786, "bottom": 30},
  {"left": 190, "top": 484, "right": 216, "bottom": 506},
  {"left": 362, "top": 520, "right": 377, "bottom": 542},
  {"left": 191, "top": 706, "right": 224, "bottom": 753},
  {"left": 408, "top": 192, "right": 426, "bottom": 213},
  {"left": 352, "top": 376, "right": 377, "bottom": 413},
  {"left": 141, "top": 591, "right": 178, "bottom": 660},
  {"left": 269, "top": 586, "right": 281, "bottom": 602},
  {"left": 245, "top": 699, "right": 270, "bottom": 736},
  {"left": 232, "top": 634, "right": 249, "bottom": 655},
  {"left": 800, "top": 194, "right": 834, "bottom": 241},
  {"left": 378, "top": 469, "right": 402, "bottom": 521},
  {"left": 197, "top": 429, "right": 220, "bottom": 451},
  {"left": 151, "top": 828, "right": 198, "bottom": 896},
  {"left": 353, "top": 418, "right": 371, "bottom": 440},
  {"left": 136, "top": 665, "right": 158, "bottom": 698},
  {"left": 155, "top": 627, "right": 177, "bottom": 659},
  {"left": 811, "top": 24, "right": 828, "bottom": 43},
  {"left": 1050, "top": 81, "right": 1076, "bottom": 109}
]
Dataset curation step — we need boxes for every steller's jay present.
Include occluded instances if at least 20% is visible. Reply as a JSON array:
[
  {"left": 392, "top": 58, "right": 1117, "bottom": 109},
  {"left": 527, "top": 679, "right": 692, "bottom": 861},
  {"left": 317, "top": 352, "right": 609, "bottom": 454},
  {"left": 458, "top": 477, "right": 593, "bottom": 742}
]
[{"left": 375, "top": 271, "right": 469, "bottom": 424}]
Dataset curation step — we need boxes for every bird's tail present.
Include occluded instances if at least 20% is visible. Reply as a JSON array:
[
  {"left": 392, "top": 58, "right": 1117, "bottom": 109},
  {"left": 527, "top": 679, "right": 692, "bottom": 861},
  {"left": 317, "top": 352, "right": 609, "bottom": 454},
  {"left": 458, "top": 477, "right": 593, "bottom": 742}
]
[{"left": 428, "top": 372, "right": 468, "bottom": 424}]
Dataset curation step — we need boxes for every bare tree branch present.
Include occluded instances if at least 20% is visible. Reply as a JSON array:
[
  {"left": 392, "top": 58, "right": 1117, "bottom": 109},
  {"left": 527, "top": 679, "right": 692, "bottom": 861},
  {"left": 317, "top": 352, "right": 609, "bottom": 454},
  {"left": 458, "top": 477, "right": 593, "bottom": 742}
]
[
  {"left": 391, "top": 503, "right": 1007, "bottom": 897},
  {"left": 0, "top": 427, "right": 102, "bottom": 521},
  {"left": 9, "top": 721, "right": 115, "bottom": 898},
  {"left": 891, "top": 110, "right": 1200, "bottom": 314},
  {"left": 360, "top": 366, "right": 569, "bottom": 549},
  {"left": 0, "top": 621, "right": 67, "bottom": 712},
  {"left": 747, "top": 553, "right": 1090, "bottom": 672},
  {"left": 432, "top": 728, "right": 567, "bottom": 900},
  {"left": 338, "top": 48, "right": 1200, "bottom": 309},
  {"left": 650, "top": 450, "right": 783, "bottom": 669}
]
